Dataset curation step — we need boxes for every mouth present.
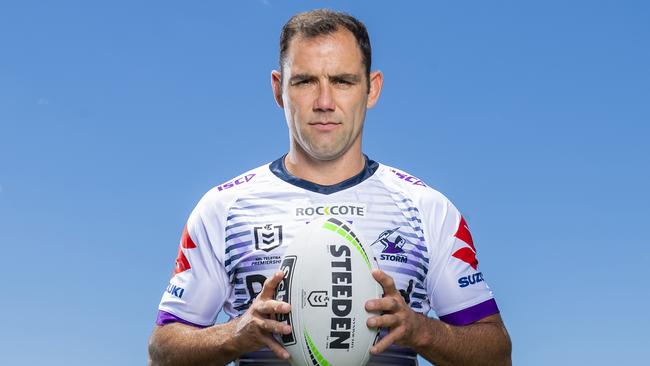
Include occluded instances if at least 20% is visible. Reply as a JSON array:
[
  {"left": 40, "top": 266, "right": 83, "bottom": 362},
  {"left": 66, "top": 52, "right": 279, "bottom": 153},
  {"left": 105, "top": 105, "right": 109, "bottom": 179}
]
[{"left": 309, "top": 121, "right": 341, "bottom": 132}]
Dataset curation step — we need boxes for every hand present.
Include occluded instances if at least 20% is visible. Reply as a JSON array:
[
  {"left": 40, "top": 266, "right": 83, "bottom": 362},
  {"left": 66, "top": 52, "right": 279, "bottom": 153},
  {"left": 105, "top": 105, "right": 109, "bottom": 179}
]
[
  {"left": 365, "top": 269, "right": 423, "bottom": 354},
  {"left": 232, "top": 271, "right": 293, "bottom": 360}
]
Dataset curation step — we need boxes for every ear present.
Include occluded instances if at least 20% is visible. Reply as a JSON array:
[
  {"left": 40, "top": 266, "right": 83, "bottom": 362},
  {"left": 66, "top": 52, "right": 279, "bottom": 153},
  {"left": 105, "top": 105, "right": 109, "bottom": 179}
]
[
  {"left": 366, "top": 70, "right": 384, "bottom": 109},
  {"left": 271, "top": 70, "right": 284, "bottom": 108}
]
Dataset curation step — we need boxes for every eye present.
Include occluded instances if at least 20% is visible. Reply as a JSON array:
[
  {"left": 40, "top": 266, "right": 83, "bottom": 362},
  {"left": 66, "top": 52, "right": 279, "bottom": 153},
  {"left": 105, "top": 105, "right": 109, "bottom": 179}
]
[
  {"left": 334, "top": 79, "right": 352, "bottom": 85},
  {"left": 332, "top": 78, "right": 356, "bottom": 87},
  {"left": 292, "top": 79, "right": 313, "bottom": 87}
]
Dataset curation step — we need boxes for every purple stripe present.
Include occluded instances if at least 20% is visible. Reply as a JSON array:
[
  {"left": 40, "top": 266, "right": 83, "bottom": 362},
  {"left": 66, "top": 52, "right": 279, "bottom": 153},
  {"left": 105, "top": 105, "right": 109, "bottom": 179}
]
[
  {"left": 234, "top": 264, "right": 282, "bottom": 274},
  {"left": 381, "top": 265, "right": 425, "bottom": 282},
  {"left": 439, "top": 299, "right": 499, "bottom": 326},
  {"left": 401, "top": 254, "right": 429, "bottom": 273},
  {"left": 225, "top": 230, "right": 250, "bottom": 242},
  {"left": 224, "top": 250, "right": 249, "bottom": 268},
  {"left": 404, "top": 247, "right": 428, "bottom": 262},
  {"left": 225, "top": 240, "right": 252, "bottom": 253},
  {"left": 412, "top": 243, "right": 427, "bottom": 252},
  {"left": 225, "top": 221, "right": 250, "bottom": 231},
  {"left": 156, "top": 310, "right": 208, "bottom": 328}
]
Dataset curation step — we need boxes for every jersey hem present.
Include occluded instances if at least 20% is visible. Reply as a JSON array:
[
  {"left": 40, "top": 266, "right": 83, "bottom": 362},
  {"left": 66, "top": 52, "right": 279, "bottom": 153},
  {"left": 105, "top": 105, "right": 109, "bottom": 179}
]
[
  {"left": 438, "top": 298, "right": 499, "bottom": 326},
  {"left": 156, "top": 307, "right": 214, "bottom": 328}
]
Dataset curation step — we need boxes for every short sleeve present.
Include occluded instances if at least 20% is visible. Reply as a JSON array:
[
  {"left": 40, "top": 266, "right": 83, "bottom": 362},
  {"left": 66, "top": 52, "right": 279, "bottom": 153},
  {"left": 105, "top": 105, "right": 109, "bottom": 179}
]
[
  {"left": 425, "top": 202, "right": 499, "bottom": 326},
  {"left": 157, "top": 200, "right": 231, "bottom": 327}
]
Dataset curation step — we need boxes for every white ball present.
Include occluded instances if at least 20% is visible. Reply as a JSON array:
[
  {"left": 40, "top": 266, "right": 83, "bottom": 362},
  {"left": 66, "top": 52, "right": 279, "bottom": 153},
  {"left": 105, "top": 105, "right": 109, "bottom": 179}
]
[{"left": 275, "top": 216, "right": 382, "bottom": 366}]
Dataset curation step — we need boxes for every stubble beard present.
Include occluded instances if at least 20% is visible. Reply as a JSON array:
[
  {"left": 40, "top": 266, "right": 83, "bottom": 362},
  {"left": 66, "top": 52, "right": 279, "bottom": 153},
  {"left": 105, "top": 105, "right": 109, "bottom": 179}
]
[{"left": 292, "top": 124, "right": 363, "bottom": 162}]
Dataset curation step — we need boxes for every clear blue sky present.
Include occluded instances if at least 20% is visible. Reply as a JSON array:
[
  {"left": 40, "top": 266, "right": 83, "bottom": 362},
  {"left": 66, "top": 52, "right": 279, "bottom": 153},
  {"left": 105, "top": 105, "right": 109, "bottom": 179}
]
[{"left": 1, "top": 1, "right": 648, "bottom": 365}]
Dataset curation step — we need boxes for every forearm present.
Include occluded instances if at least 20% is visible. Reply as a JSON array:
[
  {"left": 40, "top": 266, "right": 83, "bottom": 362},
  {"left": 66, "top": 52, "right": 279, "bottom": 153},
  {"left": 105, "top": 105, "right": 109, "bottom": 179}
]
[
  {"left": 412, "top": 313, "right": 512, "bottom": 366},
  {"left": 148, "top": 320, "right": 241, "bottom": 366}
]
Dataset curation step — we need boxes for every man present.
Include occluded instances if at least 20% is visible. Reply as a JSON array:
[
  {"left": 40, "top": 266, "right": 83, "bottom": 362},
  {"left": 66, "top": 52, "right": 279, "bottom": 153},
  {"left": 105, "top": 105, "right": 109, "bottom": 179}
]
[{"left": 149, "top": 9, "right": 511, "bottom": 366}]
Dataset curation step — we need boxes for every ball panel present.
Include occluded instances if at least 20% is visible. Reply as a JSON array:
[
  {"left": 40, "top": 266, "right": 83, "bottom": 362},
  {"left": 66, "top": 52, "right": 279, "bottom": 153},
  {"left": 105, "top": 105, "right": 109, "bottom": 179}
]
[
  {"left": 276, "top": 255, "right": 298, "bottom": 346},
  {"left": 276, "top": 217, "right": 382, "bottom": 366}
]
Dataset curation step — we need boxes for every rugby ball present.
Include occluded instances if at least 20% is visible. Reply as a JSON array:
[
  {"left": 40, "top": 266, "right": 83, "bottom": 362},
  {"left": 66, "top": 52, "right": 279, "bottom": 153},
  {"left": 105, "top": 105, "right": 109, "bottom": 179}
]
[{"left": 275, "top": 216, "right": 382, "bottom": 366}]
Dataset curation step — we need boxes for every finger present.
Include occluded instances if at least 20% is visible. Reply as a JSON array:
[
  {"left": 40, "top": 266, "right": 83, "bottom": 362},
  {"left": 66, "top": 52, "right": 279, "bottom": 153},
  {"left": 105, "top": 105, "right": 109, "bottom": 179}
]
[
  {"left": 367, "top": 314, "right": 399, "bottom": 329},
  {"left": 366, "top": 295, "right": 401, "bottom": 312},
  {"left": 370, "top": 327, "right": 404, "bottom": 354},
  {"left": 255, "top": 299, "right": 291, "bottom": 315},
  {"left": 372, "top": 270, "right": 399, "bottom": 296},
  {"left": 261, "top": 333, "right": 291, "bottom": 360},
  {"left": 256, "top": 317, "right": 293, "bottom": 335},
  {"left": 259, "top": 271, "right": 285, "bottom": 299}
]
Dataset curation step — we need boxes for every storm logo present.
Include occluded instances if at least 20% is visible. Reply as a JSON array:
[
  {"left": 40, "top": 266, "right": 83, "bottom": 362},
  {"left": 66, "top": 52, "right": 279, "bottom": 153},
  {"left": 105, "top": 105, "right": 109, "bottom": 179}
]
[
  {"left": 371, "top": 227, "right": 408, "bottom": 263},
  {"left": 451, "top": 216, "right": 479, "bottom": 270}
]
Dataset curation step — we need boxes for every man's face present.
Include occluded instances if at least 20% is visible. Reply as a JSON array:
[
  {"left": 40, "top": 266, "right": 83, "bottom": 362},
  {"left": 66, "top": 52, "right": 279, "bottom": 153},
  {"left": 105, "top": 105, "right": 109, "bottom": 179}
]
[{"left": 272, "top": 29, "right": 382, "bottom": 162}]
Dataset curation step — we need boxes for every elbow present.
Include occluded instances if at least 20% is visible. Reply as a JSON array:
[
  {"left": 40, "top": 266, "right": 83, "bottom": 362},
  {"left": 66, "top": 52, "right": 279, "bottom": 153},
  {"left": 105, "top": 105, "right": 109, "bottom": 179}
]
[
  {"left": 498, "top": 325, "right": 513, "bottom": 365},
  {"left": 148, "top": 327, "right": 172, "bottom": 366},
  {"left": 148, "top": 333, "right": 162, "bottom": 366}
]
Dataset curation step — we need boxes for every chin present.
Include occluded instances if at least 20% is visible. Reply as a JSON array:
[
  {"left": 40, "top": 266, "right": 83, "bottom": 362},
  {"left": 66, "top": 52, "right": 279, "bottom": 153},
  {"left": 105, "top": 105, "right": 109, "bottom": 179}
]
[{"left": 305, "top": 147, "right": 346, "bottom": 162}]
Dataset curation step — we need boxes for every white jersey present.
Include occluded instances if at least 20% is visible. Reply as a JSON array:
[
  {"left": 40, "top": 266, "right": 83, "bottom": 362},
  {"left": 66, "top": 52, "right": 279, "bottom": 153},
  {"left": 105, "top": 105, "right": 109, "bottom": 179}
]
[{"left": 157, "top": 156, "right": 499, "bottom": 365}]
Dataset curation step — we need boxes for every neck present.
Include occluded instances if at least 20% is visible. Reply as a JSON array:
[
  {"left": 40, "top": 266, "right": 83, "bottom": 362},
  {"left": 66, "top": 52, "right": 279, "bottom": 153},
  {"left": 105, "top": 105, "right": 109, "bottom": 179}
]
[{"left": 284, "top": 147, "right": 365, "bottom": 186}]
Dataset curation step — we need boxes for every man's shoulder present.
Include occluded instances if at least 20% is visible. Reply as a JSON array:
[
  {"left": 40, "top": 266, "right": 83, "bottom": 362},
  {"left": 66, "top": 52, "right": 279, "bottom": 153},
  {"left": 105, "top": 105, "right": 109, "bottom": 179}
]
[
  {"left": 374, "top": 161, "right": 463, "bottom": 243},
  {"left": 196, "top": 161, "right": 276, "bottom": 209},
  {"left": 374, "top": 161, "right": 452, "bottom": 207},
  {"left": 211, "top": 163, "right": 271, "bottom": 194}
]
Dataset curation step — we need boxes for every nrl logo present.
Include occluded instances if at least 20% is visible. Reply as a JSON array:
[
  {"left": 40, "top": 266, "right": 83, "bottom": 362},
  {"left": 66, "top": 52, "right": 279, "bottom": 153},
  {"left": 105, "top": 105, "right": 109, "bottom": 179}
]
[
  {"left": 253, "top": 224, "right": 283, "bottom": 252},
  {"left": 307, "top": 290, "right": 329, "bottom": 307}
]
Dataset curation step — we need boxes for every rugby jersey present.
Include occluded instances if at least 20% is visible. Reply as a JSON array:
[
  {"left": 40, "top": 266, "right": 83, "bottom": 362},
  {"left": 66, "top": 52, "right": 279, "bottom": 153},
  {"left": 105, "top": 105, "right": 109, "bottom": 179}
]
[{"left": 157, "top": 155, "right": 499, "bottom": 365}]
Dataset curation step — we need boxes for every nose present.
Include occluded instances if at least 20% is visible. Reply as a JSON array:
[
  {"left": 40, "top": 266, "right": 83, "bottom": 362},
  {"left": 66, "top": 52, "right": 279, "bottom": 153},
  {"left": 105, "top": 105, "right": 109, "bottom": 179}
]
[{"left": 313, "top": 81, "right": 335, "bottom": 112}]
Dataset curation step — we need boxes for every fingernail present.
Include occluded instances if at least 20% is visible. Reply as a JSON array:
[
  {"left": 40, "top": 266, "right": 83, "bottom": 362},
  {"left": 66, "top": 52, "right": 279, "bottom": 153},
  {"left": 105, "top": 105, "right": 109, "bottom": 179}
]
[
  {"left": 283, "top": 352, "right": 290, "bottom": 359},
  {"left": 367, "top": 319, "right": 375, "bottom": 327}
]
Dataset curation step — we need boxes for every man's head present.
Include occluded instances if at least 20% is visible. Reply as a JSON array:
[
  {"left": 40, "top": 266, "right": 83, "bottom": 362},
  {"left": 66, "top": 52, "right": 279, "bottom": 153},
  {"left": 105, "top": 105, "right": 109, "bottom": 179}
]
[
  {"left": 272, "top": 10, "right": 383, "bottom": 164},
  {"left": 279, "top": 9, "right": 372, "bottom": 90}
]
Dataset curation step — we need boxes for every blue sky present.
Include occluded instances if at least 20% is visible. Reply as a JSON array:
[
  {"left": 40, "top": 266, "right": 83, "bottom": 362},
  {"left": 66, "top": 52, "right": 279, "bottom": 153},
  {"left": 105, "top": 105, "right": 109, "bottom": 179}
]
[{"left": 1, "top": 1, "right": 648, "bottom": 365}]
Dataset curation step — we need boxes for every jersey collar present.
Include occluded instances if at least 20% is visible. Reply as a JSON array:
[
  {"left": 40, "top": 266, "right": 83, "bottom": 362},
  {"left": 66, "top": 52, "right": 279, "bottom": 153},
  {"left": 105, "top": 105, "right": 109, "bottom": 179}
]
[{"left": 269, "top": 154, "right": 379, "bottom": 195}]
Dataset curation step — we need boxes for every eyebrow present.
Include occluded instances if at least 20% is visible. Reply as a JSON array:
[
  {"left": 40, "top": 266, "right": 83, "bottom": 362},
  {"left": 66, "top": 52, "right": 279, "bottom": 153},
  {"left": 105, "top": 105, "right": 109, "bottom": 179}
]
[
  {"left": 289, "top": 73, "right": 361, "bottom": 83},
  {"left": 289, "top": 74, "right": 316, "bottom": 83}
]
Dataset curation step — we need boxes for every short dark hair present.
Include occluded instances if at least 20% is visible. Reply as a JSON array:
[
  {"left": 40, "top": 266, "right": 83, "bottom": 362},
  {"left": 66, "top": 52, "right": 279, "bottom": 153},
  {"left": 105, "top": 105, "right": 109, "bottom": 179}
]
[{"left": 279, "top": 9, "right": 372, "bottom": 88}]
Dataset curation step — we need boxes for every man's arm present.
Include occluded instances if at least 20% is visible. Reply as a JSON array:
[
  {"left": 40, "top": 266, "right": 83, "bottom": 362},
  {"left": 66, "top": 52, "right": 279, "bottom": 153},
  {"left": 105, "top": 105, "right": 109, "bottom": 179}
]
[
  {"left": 366, "top": 270, "right": 512, "bottom": 366},
  {"left": 149, "top": 321, "right": 240, "bottom": 366},
  {"left": 148, "top": 271, "right": 292, "bottom": 366},
  {"left": 403, "top": 313, "right": 510, "bottom": 366}
]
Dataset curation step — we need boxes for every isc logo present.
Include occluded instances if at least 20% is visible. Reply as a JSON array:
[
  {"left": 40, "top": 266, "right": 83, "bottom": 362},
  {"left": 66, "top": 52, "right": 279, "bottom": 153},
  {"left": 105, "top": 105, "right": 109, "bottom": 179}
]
[
  {"left": 216, "top": 174, "right": 256, "bottom": 191},
  {"left": 389, "top": 169, "right": 426, "bottom": 187}
]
